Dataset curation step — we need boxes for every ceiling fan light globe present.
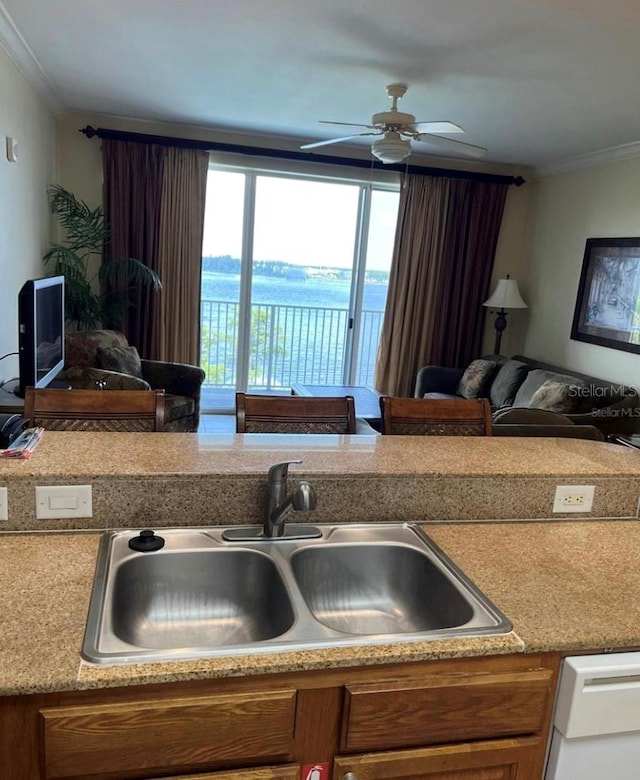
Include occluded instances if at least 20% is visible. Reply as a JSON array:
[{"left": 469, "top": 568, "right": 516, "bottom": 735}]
[{"left": 371, "top": 137, "right": 412, "bottom": 164}]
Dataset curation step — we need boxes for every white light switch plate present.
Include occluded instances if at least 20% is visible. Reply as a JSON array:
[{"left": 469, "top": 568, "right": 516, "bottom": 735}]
[
  {"left": 0, "top": 487, "right": 7, "bottom": 521},
  {"left": 35, "top": 485, "right": 92, "bottom": 519}
]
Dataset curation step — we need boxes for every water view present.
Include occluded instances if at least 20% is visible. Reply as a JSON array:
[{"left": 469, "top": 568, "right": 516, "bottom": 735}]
[
  {"left": 200, "top": 265, "right": 389, "bottom": 391},
  {"left": 202, "top": 271, "right": 389, "bottom": 310}
]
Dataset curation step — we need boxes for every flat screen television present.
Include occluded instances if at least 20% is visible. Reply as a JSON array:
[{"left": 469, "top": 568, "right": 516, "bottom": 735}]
[{"left": 16, "top": 275, "right": 65, "bottom": 398}]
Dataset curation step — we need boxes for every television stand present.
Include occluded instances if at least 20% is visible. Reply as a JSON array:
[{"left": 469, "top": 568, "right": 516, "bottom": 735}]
[
  {"left": 44, "top": 379, "right": 71, "bottom": 390},
  {"left": 0, "top": 385, "right": 23, "bottom": 413},
  {"left": 16, "top": 379, "right": 72, "bottom": 398}
]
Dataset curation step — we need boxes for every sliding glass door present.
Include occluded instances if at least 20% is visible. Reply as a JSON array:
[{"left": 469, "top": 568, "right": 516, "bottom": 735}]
[
  {"left": 200, "top": 167, "right": 398, "bottom": 410},
  {"left": 200, "top": 170, "right": 244, "bottom": 407},
  {"left": 352, "top": 188, "right": 400, "bottom": 384},
  {"left": 248, "top": 175, "right": 360, "bottom": 390}
]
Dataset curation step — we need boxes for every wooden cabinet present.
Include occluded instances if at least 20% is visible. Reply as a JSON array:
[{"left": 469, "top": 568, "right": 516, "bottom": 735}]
[
  {"left": 341, "top": 667, "right": 553, "bottom": 753},
  {"left": 41, "top": 689, "right": 297, "bottom": 778},
  {"left": 0, "top": 653, "right": 560, "bottom": 780},
  {"left": 334, "top": 654, "right": 557, "bottom": 780},
  {"left": 152, "top": 768, "right": 300, "bottom": 780},
  {"left": 333, "top": 737, "right": 541, "bottom": 779}
]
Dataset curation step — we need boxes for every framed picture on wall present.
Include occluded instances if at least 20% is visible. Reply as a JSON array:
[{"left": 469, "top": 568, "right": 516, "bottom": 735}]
[{"left": 571, "top": 237, "right": 640, "bottom": 355}]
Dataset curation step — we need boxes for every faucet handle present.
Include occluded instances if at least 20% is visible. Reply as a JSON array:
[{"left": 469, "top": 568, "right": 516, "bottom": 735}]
[{"left": 268, "top": 460, "right": 302, "bottom": 484}]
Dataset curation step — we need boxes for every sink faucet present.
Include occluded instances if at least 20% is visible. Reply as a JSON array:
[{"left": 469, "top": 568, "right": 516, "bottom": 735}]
[{"left": 265, "top": 460, "right": 316, "bottom": 538}]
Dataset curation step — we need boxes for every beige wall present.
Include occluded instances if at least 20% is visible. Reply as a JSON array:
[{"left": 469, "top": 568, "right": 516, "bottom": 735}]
[
  {"left": 56, "top": 113, "right": 102, "bottom": 207},
  {"left": 523, "top": 159, "right": 640, "bottom": 386},
  {"left": 0, "top": 47, "right": 55, "bottom": 385},
  {"left": 481, "top": 182, "right": 532, "bottom": 356}
]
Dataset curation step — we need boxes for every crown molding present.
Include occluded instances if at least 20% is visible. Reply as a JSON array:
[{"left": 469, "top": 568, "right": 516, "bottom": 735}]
[
  {"left": 534, "top": 139, "right": 640, "bottom": 177},
  {"left": 0, "top": 2, "right": 63, "bottom": 112}
]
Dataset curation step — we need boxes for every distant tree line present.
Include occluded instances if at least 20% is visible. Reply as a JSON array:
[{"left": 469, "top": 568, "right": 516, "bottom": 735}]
[
  {"left": 202, "top": 255, "right": 239, "bottom": 274},
  {"left": 202, "top": 255, "right": 292, "bottom": 278},
  {"left": 202, "top": 255, "right": 389, "bottom": 283}
]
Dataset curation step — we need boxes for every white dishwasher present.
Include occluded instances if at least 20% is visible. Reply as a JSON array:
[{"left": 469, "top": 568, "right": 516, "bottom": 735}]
[{"left": 545, "top": 652, "right": 640, "bottom": 779}]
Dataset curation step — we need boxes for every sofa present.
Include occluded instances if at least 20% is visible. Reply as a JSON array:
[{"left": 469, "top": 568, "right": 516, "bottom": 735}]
[
  {"left": 59, "top": 330, "right": 205, "bottom": 432},
  {"left": 414, "top": 354, "right": 640, "bottom": 438}
]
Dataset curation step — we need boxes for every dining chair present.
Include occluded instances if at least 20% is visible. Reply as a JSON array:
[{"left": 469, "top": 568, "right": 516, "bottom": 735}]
[
  {"left": 24, "top": 388, "right": 166, "bottom": 432},
  {"left": 235, "top": 393, "right": 356, "bottom": 433},
  {"left": 379, "top": 397, "right": 493, "bottom": 436}
]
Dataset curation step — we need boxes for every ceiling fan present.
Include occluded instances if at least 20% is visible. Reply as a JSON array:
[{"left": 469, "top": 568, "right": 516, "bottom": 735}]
[{"left": 300, "top": 84, "right": 487, "bottom": 164}]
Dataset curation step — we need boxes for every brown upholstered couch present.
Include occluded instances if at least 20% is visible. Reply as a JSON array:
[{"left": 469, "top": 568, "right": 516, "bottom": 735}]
[{"left": 59, "top": 330, "right": 205, "bottom": 432}]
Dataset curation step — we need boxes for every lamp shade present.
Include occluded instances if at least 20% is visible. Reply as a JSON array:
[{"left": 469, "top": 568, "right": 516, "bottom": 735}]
[
  {"left": 483, "top": 277, "right": 528, "bottom": 309},
  {"left": 371, "top": 132, "right": 411, "bottom": 164}
]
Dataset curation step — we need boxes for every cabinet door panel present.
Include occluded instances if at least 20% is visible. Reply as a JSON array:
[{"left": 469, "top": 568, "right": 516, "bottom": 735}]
[
  {"left": 41, "top": 689, "right": 296, "bottom": 779},
  {"left": 153, "top": 765, "right": 301, "bottom": 779},
  {"left": 342, "top": 669, "right": 552, "bottom": 752},
  {"left": 333, "top": 736, "right": 541, "bottom": 779}
]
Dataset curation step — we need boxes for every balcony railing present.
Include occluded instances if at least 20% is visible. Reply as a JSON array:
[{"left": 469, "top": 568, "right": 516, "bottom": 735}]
[{"left": 201, "top": 299, "right": 384, "bottom": 390}]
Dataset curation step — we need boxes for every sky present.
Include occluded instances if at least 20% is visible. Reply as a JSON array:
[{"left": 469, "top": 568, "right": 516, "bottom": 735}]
[{"left": 201, "top": 170, "right": 399, "bottom": 272}]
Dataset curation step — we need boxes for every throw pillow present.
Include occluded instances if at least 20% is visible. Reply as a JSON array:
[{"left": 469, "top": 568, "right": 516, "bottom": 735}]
[
  {"left": 64, "top": 330, "right": 129, "bottom": 368},
  {"left": 456, "top": 359, "right": 499, "bottom": 399},
  {"left": 490, "top": 359, "right": 530, "bottom": 408},
  {"left": 512, "top": 369, "right": 584, "bottom": 407},
  {"left": 529, "top": 380, "right": 578, "bottom": 413},
  {"left": 96, "top": 345, "right": 144, "bottom": 378}
]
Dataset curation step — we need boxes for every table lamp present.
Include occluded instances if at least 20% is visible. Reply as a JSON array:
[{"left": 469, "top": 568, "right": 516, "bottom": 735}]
[{"left": 482, "top": 275, "right": 528, "bottom": 354}]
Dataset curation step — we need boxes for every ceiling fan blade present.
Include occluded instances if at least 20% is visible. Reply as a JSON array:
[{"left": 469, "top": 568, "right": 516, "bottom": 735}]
[
  {"left": 415, "top": 133, "right": 487, "bottom": 158},
  {"left": 301, "top": 132, "right": 379, "bottom": 150},
  {"left": 318, "top": 120, "right": 376, "bottom": 129},
  {"left": 411, "top": 121, "right": 465, "bottom": 134}
]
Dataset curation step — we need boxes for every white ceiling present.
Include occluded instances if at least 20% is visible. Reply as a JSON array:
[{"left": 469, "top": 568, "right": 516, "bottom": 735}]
[{"left": 3, "top": 0, "right": 640, "bottom": 169}]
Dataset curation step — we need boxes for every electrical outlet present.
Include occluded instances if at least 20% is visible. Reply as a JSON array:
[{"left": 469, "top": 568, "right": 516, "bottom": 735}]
[
  {"left": 553, "top": 485, "right": 595, "bottom": 513},
  {"left": 564, "top": 494, "right": 587, "bottom": 506},
  {"left": 35, "top": 485, "right": 92, "bottom": 519},
  {"left": 0, "top": 487, "right": 7, "bottom": 521}
]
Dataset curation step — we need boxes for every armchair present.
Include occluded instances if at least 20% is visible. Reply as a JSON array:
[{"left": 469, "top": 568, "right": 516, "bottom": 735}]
[{"left": 59, "top": 330, "right": 205, "bottom": 432}]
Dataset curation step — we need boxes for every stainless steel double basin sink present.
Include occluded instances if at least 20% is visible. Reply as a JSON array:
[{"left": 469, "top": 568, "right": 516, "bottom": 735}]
[{"left": 82, "top": 523, "right": 511, "bottom": 664}]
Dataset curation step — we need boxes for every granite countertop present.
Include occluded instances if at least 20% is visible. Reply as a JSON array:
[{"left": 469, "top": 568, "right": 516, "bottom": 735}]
[
  {"left": 3, "top": 433, "right": 639, "bottom": 532},
  {"left": 3, "top": 432, "right": 640, "bottom": 479},
  {"left": 2, "top": 519, "right": 640, "bottom": 696}
]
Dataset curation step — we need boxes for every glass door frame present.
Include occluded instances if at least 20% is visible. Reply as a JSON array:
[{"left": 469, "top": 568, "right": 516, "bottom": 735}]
[
  {"left": 207, "top": 161, "right": 398, "bottom": 394},
  {"left": 235, "top": 171, "right": 256, "bottom": 393},
  {"left": 343, "top": 183, "right": 372, "bottom": 385}
]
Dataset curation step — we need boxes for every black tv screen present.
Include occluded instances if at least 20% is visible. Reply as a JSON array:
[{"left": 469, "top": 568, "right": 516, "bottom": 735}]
[{"left": 17, "top": 276, "right": 65, "bottom": 397}]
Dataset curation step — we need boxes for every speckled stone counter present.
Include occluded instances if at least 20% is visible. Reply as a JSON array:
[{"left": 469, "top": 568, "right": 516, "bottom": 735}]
[
  {"left": 4, "top": 431, "right": 640, "bottom": 479},
  {"left": 1, "top": 433, "right": 639, "bottom": 696},
  {"left": 428, "top": 520, "right": 640, "bottom": 653},
  {"left": 2, "top": 520, "right": 640, "bottom": 696},
  {"left": 0, "top": 432, "right": 638, "bottom": 530}
]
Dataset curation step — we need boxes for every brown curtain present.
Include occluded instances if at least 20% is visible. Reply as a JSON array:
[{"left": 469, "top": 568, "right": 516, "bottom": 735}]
[
  {"left": 374, "top": 174, "right": 509, "bottom": 396},
  {"left": 154, "top": 147, "right": 208, "bottom": 364},
  {"left": 102, "top": 140, "right": 208, "bottom": 364},
  {"left": 429, "top": 179, "right": 509, "bottom": 367},
  {"left": 102, "top": 140, "right": 164, "bottom": 354},
  {"left": 375, "top": 175, "right": 449, "bottom": 397}
]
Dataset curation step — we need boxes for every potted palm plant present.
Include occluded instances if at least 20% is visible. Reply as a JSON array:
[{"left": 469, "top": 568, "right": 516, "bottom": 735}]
[{"left": 43, "top": 184, "right": 161, "bottom": 330}]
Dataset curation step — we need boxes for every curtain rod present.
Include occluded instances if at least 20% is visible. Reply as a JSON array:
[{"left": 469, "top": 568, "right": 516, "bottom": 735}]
[{"left": 79, "top": 125, "right": 526, "bottom": 187}]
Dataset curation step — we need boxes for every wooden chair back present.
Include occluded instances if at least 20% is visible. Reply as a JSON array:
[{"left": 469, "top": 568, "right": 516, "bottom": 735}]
[
  {"left": 236, "top": 393, "right": 357, "bottom": 434},
  {"left": 379, "top": 397, "right": 493, "bottom": 436},
  {"left": 24, "top": 388, "right": 166, "bottom": 432}
]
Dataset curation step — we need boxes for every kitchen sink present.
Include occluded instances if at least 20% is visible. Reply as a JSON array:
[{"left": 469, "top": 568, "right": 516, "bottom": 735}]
[
  {"left": 82, "top": 523, "right": 511, "bottom": 664},
  {"left": 112, "top": 550, "right": 295, "bottom": 649},
  {"left": 290, "top": 544, "right": 474, "bottom": 635}
]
